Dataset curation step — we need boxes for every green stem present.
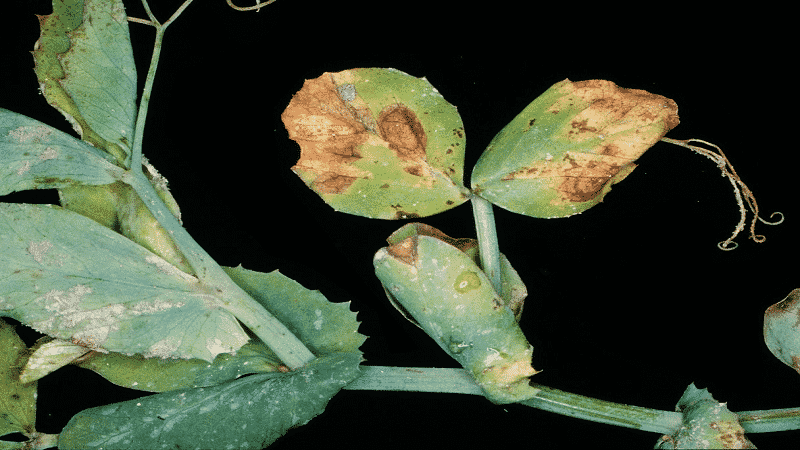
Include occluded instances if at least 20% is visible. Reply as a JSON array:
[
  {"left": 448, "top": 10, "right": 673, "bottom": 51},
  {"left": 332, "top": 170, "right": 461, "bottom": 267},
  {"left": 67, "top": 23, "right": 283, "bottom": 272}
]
[
  {"left": 471, "top": 195, "right": 501, "bottom": 294},
  {"left": 129, "top": 12, "right": 163, "bottom": 172},
  {"left": 123, "top": 0, "right": 314, "bottom": 369},
  {"left": 125, "top": 171, "right": 315, "bottom": 369},
  {"left": 344, "top": 367, "right": 800, "bottom": 435}
]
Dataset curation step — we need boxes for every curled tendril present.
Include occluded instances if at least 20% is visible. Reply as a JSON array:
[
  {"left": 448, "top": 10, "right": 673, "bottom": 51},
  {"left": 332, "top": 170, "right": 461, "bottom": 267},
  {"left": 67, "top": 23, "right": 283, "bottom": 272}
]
[
  {"left": 227, "top": 0, "right": 278, "bottom": 11},
  {"left": 661, "top": 137, "right": 784, "bottom": 251}
]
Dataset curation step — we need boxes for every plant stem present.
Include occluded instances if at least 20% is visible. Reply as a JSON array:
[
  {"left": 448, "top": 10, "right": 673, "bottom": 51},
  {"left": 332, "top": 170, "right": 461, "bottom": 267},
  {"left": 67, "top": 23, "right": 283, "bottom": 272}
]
[
  {"left": 471, "top": 195, "right": 501, "bottom": 294},
  {"left": 343, "top": 366, "right": 800, "bottom": 435},
  {"left": 123, "top": 0, "right": 314, "bottom": 369},
  {"left": 125, "top": 171, "right": 315, "bottom": 369}
]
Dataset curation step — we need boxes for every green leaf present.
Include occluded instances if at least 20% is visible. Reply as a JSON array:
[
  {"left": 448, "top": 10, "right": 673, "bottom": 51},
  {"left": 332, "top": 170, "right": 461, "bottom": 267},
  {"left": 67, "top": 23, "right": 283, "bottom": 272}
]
[
  {"left": 223, "top": 265, "right": 367, "bottom": 356},
  {"left": 33, "top": 0, "right": 137, "bottom": 165},
  {"left": 763, "top": 288, "right": 800, "bottom": 373},
  {"left": 0, "top": 109, "right": 125, "bottom": 196},
  {"left": 71, "top": 340, "right": 285, "bottom": 393},
  {"left": 282, "top": 68, "right": 470, "bottom": 219},
  {"left": 0, "top": 319, "right": 37, "bottom": 439},
  {"left": 373, "top": 226, "right": 539, "bottom": 404},
  {"left": 655, "top": 383, "right": 756, "bottom": 449},
  {"left": 57, "top": 352, "right": 362, "bottom": 449},
  {"left": 470, "top": 79, "right": 679, "bottom": 218},
  {"left": 0, "top": 203, "right": 249, "bottom": 362}
]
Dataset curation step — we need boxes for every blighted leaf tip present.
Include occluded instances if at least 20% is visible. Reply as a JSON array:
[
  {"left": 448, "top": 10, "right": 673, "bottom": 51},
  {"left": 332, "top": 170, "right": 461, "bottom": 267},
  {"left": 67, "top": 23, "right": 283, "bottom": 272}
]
[{"left": 471, "top": 78, "right": 679, "bottom": 218}]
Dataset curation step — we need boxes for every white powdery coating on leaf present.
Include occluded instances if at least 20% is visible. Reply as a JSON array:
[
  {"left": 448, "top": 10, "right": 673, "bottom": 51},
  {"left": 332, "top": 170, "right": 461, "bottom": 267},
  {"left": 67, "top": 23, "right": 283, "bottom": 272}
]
[
  {"left": 129, "top": 298, "right": 186, "bottom": 315},
  {"left": 42, "top": 285, "right": 93, "bottom": 317},
  {"left": 27, "top": 240, "right": 52, "bottom": 264},
  {"left": 145, "top": 336, "right": 182, "bottom": 359},
  {"left": 7, "top": 125, "right": 52, "bottom": 143},
  {"left": 145, "top": 254, "right": 196, "bottom": 282},
  {"left": 39, "top": 147, "right": 58, "bottom": 160}
]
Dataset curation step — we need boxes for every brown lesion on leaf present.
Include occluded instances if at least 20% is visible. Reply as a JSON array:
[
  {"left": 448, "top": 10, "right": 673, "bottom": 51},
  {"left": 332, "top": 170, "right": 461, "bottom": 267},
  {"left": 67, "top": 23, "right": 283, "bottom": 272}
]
[
  {"left": 281, "top": 74, "right": 373, "bottom": 195},
  {"left": 378, "top": 104, "right": 428, "bottom": 161},
  {"left": 404, "top": 165, "right": 424, "bottom": 177},
  {"left": 387, "top": 235, "right": 418, "bottom": 265},
  {"left": 508, "top": 79, "right": 681, "bottom": 205}
]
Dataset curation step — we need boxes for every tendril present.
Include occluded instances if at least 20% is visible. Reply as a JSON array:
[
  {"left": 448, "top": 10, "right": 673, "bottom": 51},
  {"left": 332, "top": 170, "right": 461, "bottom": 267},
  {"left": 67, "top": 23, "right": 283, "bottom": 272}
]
[
  {"left": 227, "top": 0, "right": 278, "bottom": 11},
  {"left": 660, "top": 137, "right": 783, "bottom": 250}
]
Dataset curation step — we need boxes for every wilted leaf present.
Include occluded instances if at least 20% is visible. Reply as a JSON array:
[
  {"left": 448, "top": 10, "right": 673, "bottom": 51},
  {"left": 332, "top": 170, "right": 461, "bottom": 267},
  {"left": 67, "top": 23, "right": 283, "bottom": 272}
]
[
  {"left": 33, "top": 0, "right": 136, "bottom": 165},
  {"left": 0, "top": 109, "right": 125, "bottom": 196},
  {"left": 471, "top": 79, "right": 679, "bottom": 218},
  {"left": 282, "top": 68, "right": 470, "bottom": 219},
  {"left": 655, "top": 383, "right": 755, "bottom": 449},
  {"left": 57, "top": 352, "right": 362, "bottom": 449},
  {"left": 373, "top": 225, "right": 539, "bottom": 404},
  {"left": 0, "top": 319, "right": 37, "bottom": 439},
  {"left": 0, "top": 203, "right": 249, "bottom": 362},
  {"left": 18, "top": 337, "right": 90, "bottom": 385},
  {"left": 763, "top": 288, "right": 800, "bottom": 373}
]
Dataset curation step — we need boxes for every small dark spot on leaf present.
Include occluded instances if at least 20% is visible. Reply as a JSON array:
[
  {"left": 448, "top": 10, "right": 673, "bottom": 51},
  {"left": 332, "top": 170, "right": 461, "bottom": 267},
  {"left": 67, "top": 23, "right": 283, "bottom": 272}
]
[{"left": 394, "top": 210, "right": 420, "bottom": 219}]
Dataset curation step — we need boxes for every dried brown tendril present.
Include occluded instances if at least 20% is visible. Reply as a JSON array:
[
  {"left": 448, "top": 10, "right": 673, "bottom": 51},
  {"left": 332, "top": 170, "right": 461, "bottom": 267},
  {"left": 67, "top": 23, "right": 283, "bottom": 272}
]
[
  {"left": 226, "top": 0, "right": 278, "bottom": 11},
  {"left": 660, "top": 137, "right": 784, "bottom": 250}
]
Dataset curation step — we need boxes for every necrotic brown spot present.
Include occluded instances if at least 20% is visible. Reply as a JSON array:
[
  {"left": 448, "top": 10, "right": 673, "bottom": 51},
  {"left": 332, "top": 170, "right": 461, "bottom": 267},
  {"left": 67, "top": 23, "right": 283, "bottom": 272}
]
[{"left": 378, "top": 104, "right": 427, "bottom": 160}]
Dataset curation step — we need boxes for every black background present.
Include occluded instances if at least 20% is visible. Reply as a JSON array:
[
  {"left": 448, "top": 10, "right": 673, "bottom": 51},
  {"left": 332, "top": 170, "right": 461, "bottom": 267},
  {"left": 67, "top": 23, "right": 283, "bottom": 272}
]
[{"left": 2, "top": 1, "right": 798, "bottom": 448}]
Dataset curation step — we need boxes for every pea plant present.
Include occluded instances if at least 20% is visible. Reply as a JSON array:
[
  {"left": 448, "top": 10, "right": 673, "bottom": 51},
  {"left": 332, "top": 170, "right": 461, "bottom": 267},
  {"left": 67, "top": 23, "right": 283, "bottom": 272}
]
[{"left": 1, "top": 0, "right": 797, "bottom": 448}]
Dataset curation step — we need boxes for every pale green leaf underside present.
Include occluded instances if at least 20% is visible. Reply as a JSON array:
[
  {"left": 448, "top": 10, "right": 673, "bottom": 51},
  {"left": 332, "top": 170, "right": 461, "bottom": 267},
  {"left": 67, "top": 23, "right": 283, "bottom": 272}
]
[
  {"left": 0, "top": 108, "right": 124, "bottom": 196},
  {"left": 58, "top": 352, "right": 363, "bottom": 449},
  {"left": 74, "top": 339, "right": 283, "bottom": 393},
  {"left": 0, "top": 203, "right": 249, "bottom": 362}
]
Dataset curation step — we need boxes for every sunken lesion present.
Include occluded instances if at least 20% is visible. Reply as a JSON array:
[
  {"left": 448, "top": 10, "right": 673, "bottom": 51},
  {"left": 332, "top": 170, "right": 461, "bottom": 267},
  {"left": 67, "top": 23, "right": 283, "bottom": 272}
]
[{"left": 378, "top": 103, "right": 428, "bottom": 161}]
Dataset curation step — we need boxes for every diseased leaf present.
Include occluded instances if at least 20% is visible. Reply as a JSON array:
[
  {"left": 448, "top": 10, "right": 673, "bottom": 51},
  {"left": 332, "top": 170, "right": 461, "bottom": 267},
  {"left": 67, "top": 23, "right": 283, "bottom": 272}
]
[
  {"left": 67, "top": 266, "right": 365, "bottom": 393},
  {"left": 655, "top": 383, "right": 756, "bottom": 449},
  {"left": 71, "top": 340, "right": 285, "bottom": 393},
  {"left": 18, "top": 337, "right": 90, "bottom": 385},
  {"left": 223, "top": 265, "right": 367, "bottom": 356},
  {"left": 373, "top": 225, "right": 539, "bottom": 404},
  {"left": 0, "top": 109, "right": 125, "bottom": 196},
  {"left": 763, "top": 288, "right": 800, "bottom": 373},
  {"left": 0, "top": 319, "right": 37, "bottom": 439},
  {"left": 384, "top": 222, "right": 527, "bottom": 322},
  {"left": 0, "top": 203, "right": 249, "bottom": 362},
  {"left": 57, "top": 352, "right": 362, "bottom": 449},
  {"left": 33, "top": 0, "right": 136, "bottom": 165},
  {"left": 471, "top": 79, "right": 679, "bottom": 218},
  {"left": 282, "top": 68, "right": 470, "bottom": 219}
]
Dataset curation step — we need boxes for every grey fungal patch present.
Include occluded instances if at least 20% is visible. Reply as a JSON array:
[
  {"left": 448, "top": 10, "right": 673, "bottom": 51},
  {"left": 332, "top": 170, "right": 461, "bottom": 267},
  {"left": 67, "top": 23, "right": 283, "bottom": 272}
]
[
  {"left": 39, "top": 147, "right": 58, "bottom": 161},
  {"left": 145, "top": 254, "right": 196, "bottom": 282},
  {"left": 337, "top": 83, "right": 357, "bottom": 102},
  {"left": 42, "top": 285, "right": 94, "bottom": 317},
  {"left": 7, "top": 125, "right": 53, "bottom": 144},
  {"left": 17, "top": 161, "right": 32, "bottom": 176},
  {"left": 27, "top": 240, "right": 53, "bottom": 264}
]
